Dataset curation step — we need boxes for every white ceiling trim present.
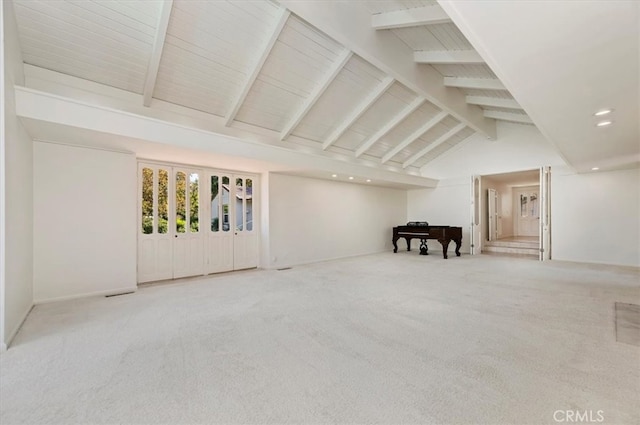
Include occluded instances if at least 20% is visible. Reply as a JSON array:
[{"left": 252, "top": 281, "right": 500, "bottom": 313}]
[
  {"left": 354, "top": 96, "right": 425, "bottom": 158},
  {"left": 466, "top": 96, "right": 521, "bottom": 109},
  {"left": 322, "top": 75, "right": 395, "bottom": 151},
  {"left": 403, "top": 122, "right": 466, "bottom": 168},
  {"left": 371, "top": 5, "right": 451, "bottom": 30},
  {"left": 484, "top": 110, "right": 533, "bottom": 124},
  {"left": 142, "top": 0, "right": 173, "bottom": 106},
  {"left": 443, "top": 76, "right": 506, "bottom": 90},
  {"left": 381, "top": 111, "right": 448, "bottom": 164},
  {"left": 225, "top": 8, "right": 291, "bottom": 126},
  {"left": 280, "top": 49, "right": 353, "bottom": 140},
  {"left": 414, "top": 50, "right": 483, "bottom": 64},
  {"left": 15, "top": 86, "right": 438, "bottom": 188}
]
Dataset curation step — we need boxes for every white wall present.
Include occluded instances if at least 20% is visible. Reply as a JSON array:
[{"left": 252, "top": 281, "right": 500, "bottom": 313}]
[
  {"left": 268, "top": 173, "right": 407, "bottom": 268},
  {"left": 552, "top": 166, "right": 640, "bottom": 267},
  {"left": 2, "top": 0, "right": 33, "bottom": 350},
  {"left": 421, "top": 122, "right": 565, "bottom": 180},
  {"left": 33, "top": 142, "right": 137, "bottom": 302},
  {"left": 407, "top": 178, "right": 471, "bottom": 254}
]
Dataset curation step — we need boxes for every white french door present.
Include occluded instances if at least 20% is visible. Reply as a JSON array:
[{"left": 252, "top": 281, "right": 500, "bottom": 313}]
[
  {"left": 205, "top": 173, "right": 257, "bottom": 273},
  {"left": 232, "top": 175, "right": 258, "bottom": 270},
  {"left": 138, "top": 162, "right": 258, "bottom": 283},
  {"left": 514, "top": 186, "right": 540, "bottom": 237},
  {"left": 138, "top": 164, "right": 173, "bottom": 283},
  {"left": 488, "top": 188, "right": 498, "bottom": 242},
  {"left": 172, "top": 167, "right": 204, "bottom": 279}
]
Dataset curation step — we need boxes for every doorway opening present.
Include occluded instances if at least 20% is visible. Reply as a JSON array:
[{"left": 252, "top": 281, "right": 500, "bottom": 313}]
[{"left": 472, "top": 168, "right": 551, "bottom": 260}]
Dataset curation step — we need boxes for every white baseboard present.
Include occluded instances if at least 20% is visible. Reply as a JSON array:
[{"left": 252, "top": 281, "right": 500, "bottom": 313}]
[
  {"left": 267, "top": 249, "right": 391, "bottom": 270},
  {"left": 34, "top": 286, "right": 137, "bottom": 305},
  {"left": 2, "top": 303, "right": 34, "bottom": 352}
]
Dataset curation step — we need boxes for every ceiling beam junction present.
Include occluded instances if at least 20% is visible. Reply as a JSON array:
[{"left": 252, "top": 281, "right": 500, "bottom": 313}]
[
  {"left": 414, "top": 50, "right": 484, "bottom": 64},
  {"left": 483, "top": 110, "right": 533, "bottom": 124},
  {"left": 322, "top": 76, "right": 395, "bottom": 150},
  {"left": 280, "top": 49, "right": 353, "bottom": 140},
  {"left": 277, "top": 0, "right": 496, "bottom": 139},
  {"left": 381, "top": 111, "right": 448, "bottom": 164},
  {"left": 443, "top": 76, "right": 506, "bottom": 90},
  {"left": 142, "top": 0, "right": 174, "bottom": 107},
  {"left": 355, "top": 97, "right": 424, "bottom": 158},
  {"left": 371, "top": 5, "right": 451, "bottom": 30},
  {"left": 403, "top": 122, "right": 466, "bottom": 168},
  {"left": 225, "top": 8, "right": 291, "bottom": 126},
  {"left": 466, "top": 96, "right": 521, "bottom": 109}
]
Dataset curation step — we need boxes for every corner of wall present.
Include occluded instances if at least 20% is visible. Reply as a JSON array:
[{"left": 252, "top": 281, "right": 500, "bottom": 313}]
[{"left": 2, "top": 0, "right": 34, "bottom": 349}]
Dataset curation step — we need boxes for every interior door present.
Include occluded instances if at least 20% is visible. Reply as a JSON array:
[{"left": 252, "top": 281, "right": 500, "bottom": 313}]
[
  {"left": 539, "top": 166, "right": 551, "bottom": 260},
  {"left": 206, "top": 173, "right": 234, "bottom": 274},
  {"left": 488, "top": 188, "right": 498, "bottom": 241},
  {"left": 470, "top": 175, "right": 482, "bottom": 254},
  {"left": 138, "top": 164, "right": 173, "bottom": 283},
  {"left": 232, "top": 175, "right": 258, "bottom": 270},
  {"left": 173, "top": 167, "right": 204, "bottom": 279},
  {"left": 515, "top": 186, "right": 539, "bottom": 237}
]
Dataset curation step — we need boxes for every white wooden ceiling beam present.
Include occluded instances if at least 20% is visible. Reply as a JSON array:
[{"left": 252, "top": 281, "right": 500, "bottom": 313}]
[
  {"left": 414, "top": 50, "right": 484, "bottom": 64},
  {"left": 322, "top": 76, "right": 394, "bottom": 151},
  {"left": 225, "top": 8, "right": 290, "bottom": 126},
  {"left": 444, "top": 76, "right": 506, "bottom": 90},
  {"left": 402, "top": 123, "right": 466, "bottom": 168},
  {"left": 142, "top": 0, "right": 173, "bottom": 107},
  {"left": 466, "top": 96, "right": 521, "bottom": 109},
  {"left": 277, "top": 0, "right": 496, "bottom": 139},
  {"left": 280, "top": 50, "right": 353, "bottom": 140},
  {"left": 371, "top": 5, "right": 451, "bottom": 30},
  {"left": 483, "top": 110, "right": 533, "bottom": 124},
  {"left": 355, "top": 97, "right": 424, "bottom": 158},
  {"left": 381, "top": 111, "right": 448, "bottom": 164}
]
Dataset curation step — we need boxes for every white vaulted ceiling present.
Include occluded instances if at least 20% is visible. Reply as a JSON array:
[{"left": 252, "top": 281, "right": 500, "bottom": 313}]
[{"left": 9, "top": 0, "right": 639, "bottom": 179}]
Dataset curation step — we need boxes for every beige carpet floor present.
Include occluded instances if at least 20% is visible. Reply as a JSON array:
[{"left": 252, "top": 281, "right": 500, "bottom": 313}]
[{"left": 1, "top": 253, "right": 639, "bottom": 424}]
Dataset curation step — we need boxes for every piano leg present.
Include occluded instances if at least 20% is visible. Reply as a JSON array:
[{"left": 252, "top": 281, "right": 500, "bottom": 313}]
[
  {"left": 392, "top": 237, "right": 398, "bottom": 253},
  {"left": 404, "top": 237, "right": 411, "bottom": 251},
  {"left": 419, "top": 239, "right": 428, "bottom": 255},
  {"left": 453, "top": 237, "right": 462, "bottom": 257},
  {"left": 438, "top": 238, "right": 451, "bottom": 259}
]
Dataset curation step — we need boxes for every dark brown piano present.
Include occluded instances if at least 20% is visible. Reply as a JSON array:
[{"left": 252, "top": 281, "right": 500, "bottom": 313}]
[{"left": 392, "top": 221, "right": 462, "bottom": 259}]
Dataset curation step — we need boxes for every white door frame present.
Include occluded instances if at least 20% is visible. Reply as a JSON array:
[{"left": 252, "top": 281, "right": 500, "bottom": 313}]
[
  {"left": 470, "top": 175, "right": 482, "bottom": 255},
  {"left": 539, "top": 166, "right": 551, "bottom": 261}
]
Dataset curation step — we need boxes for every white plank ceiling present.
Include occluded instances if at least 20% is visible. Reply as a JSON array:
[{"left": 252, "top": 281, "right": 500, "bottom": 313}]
[{"left": 11, "top": 0, "right": 534, "bottom": 174}]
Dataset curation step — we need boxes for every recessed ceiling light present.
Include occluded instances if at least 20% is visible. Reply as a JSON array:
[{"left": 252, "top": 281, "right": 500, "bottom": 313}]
[
  {"left": 591, "top": 167, "right": 599, "bottom": 171},
  {"left": 594, "top": 109, "right": 612, "bottom": 116},
  {"left": 331, "top": 174, "right": 337, "bottom": 178},
  {"left": 348, "top": 176, "right": 354, "bottom": 180},
  {"left": 366, "top": 179, "right": 371, "bottom": 183},
  {"left": 596, "top": 120, "right": 612, "bottom": 127}
]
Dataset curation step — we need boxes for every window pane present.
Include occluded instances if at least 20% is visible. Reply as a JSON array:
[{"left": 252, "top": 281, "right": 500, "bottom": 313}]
[
  {"left": 158, "top": 169, "right": 168, "bottom": 234},
  {"left": 176, "top": 172, "right": 186, "bottom": 233},
  {"left": 190, "top": 173, "right": 199, "bottom": 232},
  {"left": 222, "top": 176, "right": 230, "bottom": 232},
  {"left": 211, "top": 176, "right": 219, "bottom": 232},
  {"left": 236, "top": 178, "right": 244, "bottom": 231},
  {"left": 246, "top": 178, "right": 253, "bottom": 231},
  {"left": 141, "top": 168, "right": 153, "bottom": 234}
]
